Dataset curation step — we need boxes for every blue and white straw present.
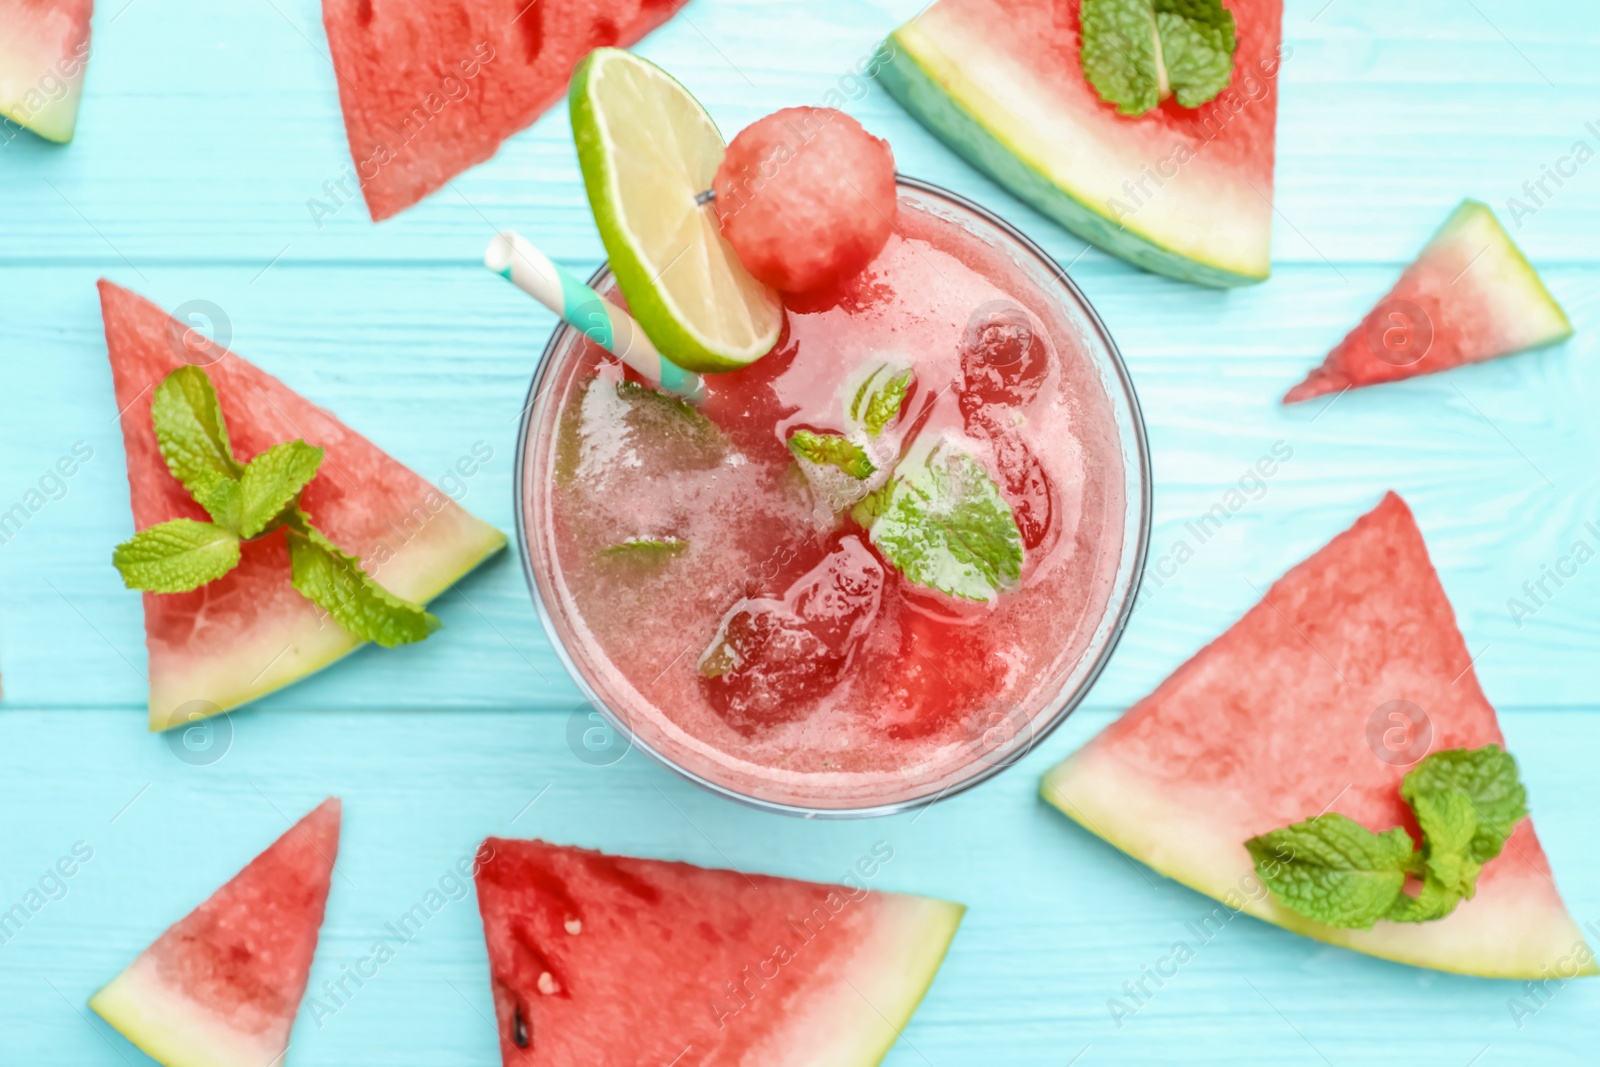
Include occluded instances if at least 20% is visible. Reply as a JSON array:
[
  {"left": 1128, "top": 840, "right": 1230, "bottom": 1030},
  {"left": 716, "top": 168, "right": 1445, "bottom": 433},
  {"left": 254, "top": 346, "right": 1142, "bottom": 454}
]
[{"left": 485, "top": 231, "right": 705, "bottom": 403}]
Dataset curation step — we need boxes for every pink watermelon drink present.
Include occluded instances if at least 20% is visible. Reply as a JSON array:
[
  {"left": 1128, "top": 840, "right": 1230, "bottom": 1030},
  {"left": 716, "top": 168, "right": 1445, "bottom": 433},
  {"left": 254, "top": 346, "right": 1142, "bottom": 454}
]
[{"left": 517, "top": 179, "right": 1149, "bottom": 814}]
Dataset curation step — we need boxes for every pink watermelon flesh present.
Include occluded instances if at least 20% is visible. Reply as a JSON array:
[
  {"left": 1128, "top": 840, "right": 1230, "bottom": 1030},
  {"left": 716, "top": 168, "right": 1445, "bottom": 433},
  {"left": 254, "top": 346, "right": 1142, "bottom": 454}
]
[
  {"left": 0, "top": 0, "right": 92, "bottom": 143},
  {"left": 713, "top": 108, "right": 898, "bottom": 294},
  {"left": 474, "top": 838, "right": 965, "bottom": 1067},
  {"left": 89, "top": 799, "right": 340, "bottom": 1067},
  {"left": 1043, "top": 493, "right": 1594, "bottom": 977},
  {"left": 322, "top": 0, "right": 691, "bottom": 221},
  {"left": 100, "top": 281, "right": 505, "bottom": 729},
  {"left": 1285, "top": 200, "right": 1573, "bottom": 402}
]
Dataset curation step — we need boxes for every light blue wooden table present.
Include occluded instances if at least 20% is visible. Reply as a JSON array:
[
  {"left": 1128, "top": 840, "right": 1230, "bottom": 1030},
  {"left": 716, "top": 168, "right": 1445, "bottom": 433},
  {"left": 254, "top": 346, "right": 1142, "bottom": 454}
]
[{"left": 2, "top": 1, "right": 1597, "bottom": 1063}]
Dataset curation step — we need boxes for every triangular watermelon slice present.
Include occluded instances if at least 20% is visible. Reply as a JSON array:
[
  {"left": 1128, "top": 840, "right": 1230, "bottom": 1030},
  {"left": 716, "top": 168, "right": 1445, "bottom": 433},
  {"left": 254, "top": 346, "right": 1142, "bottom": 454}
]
[
  {"left": 91, "top": 798, "right": 341, "bottom": 1067},
  {"left": 474, "top": 838, "right": 964, "bottom": 1066},
  {"left": 0, "top": 0, "right": 93, "bottom": 142},
  {"left": 1043, "top": 493, "right": 1593, "bottom": 977},
  {"left": 321, "top": 0, "right": 691, "bottom": 221},
  {"left": 1285, "top": 200, "right": 1573, "bottom": 402},
  {"left": 100, "top": 281, "right": 505, "bottom": 730},
  {"left": 878, "top": 0, "right": 1282, "bottom": 287}
]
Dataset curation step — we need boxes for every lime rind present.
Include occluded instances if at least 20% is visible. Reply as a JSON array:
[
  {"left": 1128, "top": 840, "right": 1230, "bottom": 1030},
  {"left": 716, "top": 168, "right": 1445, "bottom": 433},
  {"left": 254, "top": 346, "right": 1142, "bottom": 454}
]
[{"left": 569, "top": 48, "right": 784, "bottom": 373}]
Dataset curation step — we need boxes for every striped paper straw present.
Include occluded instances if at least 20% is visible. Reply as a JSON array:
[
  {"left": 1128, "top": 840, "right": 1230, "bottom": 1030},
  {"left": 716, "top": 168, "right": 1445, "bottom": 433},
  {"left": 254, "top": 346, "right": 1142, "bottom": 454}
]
[{"left": 485, "top": 231, "right": 705, "bottom": 402}]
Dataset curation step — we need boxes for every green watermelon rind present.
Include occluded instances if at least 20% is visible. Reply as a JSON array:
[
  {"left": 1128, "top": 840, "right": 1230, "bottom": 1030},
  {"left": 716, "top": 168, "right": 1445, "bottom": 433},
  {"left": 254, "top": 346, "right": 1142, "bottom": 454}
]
[
  {"left": 1041, "top": 752, "right": 1599, "bottom": 980},
  {"left": 876, "top": 27, "right": 1267, "bottom": 289},
  {"left": 90, "top": 961, "right": 283, "bottom": 1067},
  {"left": 568, "top": 48, "right": 783, "bottom": 374},
  {"left": 146, "top": 521, "right": 505, "bottom": 732}
]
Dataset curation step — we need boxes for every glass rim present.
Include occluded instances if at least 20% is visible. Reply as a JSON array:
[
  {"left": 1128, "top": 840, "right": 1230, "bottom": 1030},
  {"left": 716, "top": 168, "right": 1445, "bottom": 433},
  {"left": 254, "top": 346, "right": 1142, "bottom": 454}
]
[{"left": 513, "top": 174, "right": 1153, "bottom": 819}]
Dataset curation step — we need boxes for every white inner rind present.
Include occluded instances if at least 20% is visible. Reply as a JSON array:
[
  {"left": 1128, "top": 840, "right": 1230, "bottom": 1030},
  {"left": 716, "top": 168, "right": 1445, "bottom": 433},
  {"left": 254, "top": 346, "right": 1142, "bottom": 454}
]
[{"left": 90, "top": 956, "right": 288, "bottom": 1067}]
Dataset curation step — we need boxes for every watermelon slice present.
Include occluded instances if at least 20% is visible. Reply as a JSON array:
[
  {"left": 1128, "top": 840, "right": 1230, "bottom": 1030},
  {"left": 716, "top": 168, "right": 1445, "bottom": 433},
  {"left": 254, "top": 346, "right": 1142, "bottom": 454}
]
[
  {"left": 0, "top": 0, "right": 93, "bottom": 143},
  {"left": 1285, "top": 200, "right": 1573, "bottom": 402},
  {"left": 877, "top": 0, "right": 1282, "bottom": 287},
  {"left": 321, "top": 0, "right": 691, "bottom": 221},
  {"left": 90, "top": 798, "right": 340, "bottom": 1067},
  {"left": 1043, "top": 493, "right": 1594, "bottom": 977},
  {"left": 100, "top": 281, "right": 505, "bottom": 730},
  {"left": 474, "top": 838, "right": 964, "bottom": 1066}
]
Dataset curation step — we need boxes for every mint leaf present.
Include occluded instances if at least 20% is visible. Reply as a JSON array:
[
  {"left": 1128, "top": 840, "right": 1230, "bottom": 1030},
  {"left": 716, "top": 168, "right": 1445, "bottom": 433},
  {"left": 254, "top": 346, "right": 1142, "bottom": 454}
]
[
  {"left": 113, "top": 519, "right": 241, "bottom": 593},
  {"left": 284, "top": 511, "right": 438, "bottom": 647},
  {"left": 1402, "top": 744, "right": 1527, "bottom": 866},
  {"left": 1245, "top": 814, "right": 1418, "bottom": 930},
  {"left": 617, "top": 379, "right": 716, "bottom": 435},
  {"left": 1080, "top": 0, "right": 1237, "bottom": 117},
  {"left": 860, "top": 442, "right": 1023, "bottom": 602},
  {"left": 1081, "top": 0, "right": 1163, "bottom": 116},
  {"left": 698, "top": 637, "right": 737, "bottom": 679},
  {"left": 789, "top": 430, "right": 876, "bottom": 480},
  {"left": 597, "top": 537, "right": 688, "bottom": 571},
  {"left": 150, "top": 366, "right": 243, "bottom": 493},
  {"left": 1383, "top": 876, "right": 1467, "bottom": 924},
  {"left": 850, "top": 482, "right": 895, "bottom": 529},
  {"left": 1155, "top": 0, "right": 1238, "bottom": 108},
  {"left": 235, "top": 440, "right": 324, "bottom": 537},
  {"left": 849, "top": 365, "right": 914, "bottom": 437},
  {"left": 190, "top": 470, "right": 243, "bottom": 530}
]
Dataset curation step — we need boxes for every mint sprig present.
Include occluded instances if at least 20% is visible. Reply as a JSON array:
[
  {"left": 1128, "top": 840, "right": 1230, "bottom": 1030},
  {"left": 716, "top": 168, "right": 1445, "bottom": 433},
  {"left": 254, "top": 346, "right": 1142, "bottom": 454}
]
[
  {"left": 113, "top": 366, "right": 439, "bottom": 647},
  {"left": 789, "top": 429, "right": 876, "bottom": 480},
  {"left": 854, "top": 441, "right": 1023, "bottom": 602},
  {"left": 1080, "top": 0, "right": 1238, "bottom": 117},
  {"left": 193, "top": 439, "right": 324, "bottom": 537},
  {"left": 1247, "top": 745, "right": 1528, "bottom": 929}
]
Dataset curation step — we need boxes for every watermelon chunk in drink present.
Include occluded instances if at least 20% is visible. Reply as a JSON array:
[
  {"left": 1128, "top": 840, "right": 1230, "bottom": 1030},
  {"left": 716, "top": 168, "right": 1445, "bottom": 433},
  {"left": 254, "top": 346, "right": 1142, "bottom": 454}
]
[{"left": 698, "top": 535, "right": 885, "bottom": 734}]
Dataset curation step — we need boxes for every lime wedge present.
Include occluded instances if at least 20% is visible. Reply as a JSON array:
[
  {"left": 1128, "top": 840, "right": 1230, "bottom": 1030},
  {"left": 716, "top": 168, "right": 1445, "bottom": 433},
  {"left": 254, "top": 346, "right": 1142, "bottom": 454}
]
[{"left": 569, "top": 48, "right": 783, "bottom": 373}]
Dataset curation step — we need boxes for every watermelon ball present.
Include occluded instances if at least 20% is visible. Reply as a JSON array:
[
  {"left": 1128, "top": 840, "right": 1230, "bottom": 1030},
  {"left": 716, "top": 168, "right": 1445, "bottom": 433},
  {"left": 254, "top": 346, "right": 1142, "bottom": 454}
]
[{"left": 713, "top": 107, "right": 897, "bottom": 294}]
